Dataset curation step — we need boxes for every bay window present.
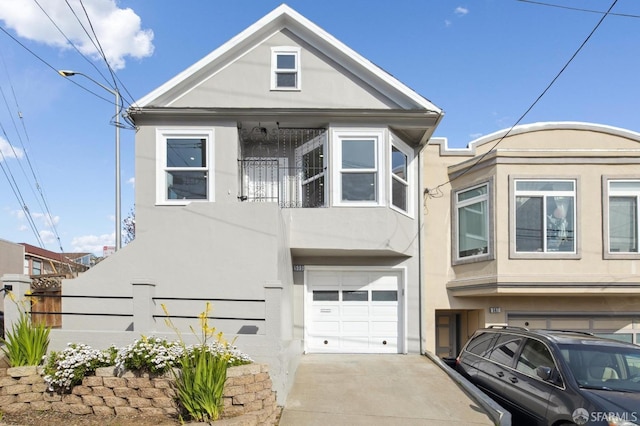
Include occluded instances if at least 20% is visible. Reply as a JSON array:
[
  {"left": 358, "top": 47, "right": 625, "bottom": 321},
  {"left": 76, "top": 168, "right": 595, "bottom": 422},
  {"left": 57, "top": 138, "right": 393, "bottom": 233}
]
[
  {"left": 390, "top": 135, "right": 413, "bottom": 214},
  {"left": 333, "top": 130, "right": 383, "bottom": 205},
  {"left": 454, "top": 182, "right": 492, "bottom": 264}
]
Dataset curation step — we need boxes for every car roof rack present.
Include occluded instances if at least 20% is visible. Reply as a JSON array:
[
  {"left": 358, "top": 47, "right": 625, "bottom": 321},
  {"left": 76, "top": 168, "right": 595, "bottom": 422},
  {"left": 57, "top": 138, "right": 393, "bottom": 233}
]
[
  {"left": 487, "top": 325, "right": 529, "bottom": 331},
  {"left": 541, "top": 329, "right": 594, "bottom": 336}
]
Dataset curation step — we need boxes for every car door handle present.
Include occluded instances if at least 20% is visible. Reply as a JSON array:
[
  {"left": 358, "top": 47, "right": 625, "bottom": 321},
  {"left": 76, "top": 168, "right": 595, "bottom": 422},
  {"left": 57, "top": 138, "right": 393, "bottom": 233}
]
[
  {"left": 509, "top": 377, "right": 518, "bottom": 383},
  {"left": 496, "top": 371, "right": 504, "bottom": 377}
]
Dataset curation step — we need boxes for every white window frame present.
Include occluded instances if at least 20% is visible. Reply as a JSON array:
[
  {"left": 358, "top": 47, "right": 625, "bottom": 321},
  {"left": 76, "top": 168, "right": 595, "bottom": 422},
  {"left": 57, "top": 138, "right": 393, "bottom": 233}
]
[
  {"left": 603, "top": 177, "right": 640, "bottom": 259},
  {"left": 271, "top": 47, "right": 301, "bottom": 91},
  {"left": 331, "top": 128, "right": 385, "bottom": 207},
  {"left": 156, "top": 128, "right": 214, "bottom": 205},
  {"left": 389, "top": 133, "right": 413, "bottom": 217},
  {"left": 32, "top": 259, "right": 42, "bottom": 275},
  {"left": 510, "top": 177, "right": 580, "bottom": 259},
  {"left": 295, "top": 133, "right": 327, "bottom": 207},
  {"left": 453, "top": 180, "right": 494, "bottom": 265}
]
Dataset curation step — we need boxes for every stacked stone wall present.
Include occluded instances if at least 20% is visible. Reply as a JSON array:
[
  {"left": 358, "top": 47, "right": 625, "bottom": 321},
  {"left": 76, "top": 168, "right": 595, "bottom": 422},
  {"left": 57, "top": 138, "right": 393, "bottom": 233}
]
[{"left": 0, "top": 360, "right": 279, "bottom": 425}]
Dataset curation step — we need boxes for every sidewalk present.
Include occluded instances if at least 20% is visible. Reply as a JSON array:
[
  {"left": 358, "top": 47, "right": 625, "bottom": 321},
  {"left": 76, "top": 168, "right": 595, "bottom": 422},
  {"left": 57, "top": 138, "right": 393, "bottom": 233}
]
[{"left": 278, "top": 354, "right": 495, "bottom": 426}]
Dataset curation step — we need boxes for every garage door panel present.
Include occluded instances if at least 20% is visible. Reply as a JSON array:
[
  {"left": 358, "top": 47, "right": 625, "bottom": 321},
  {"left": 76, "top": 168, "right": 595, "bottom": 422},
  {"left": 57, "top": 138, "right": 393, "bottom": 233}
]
[
  {"left": 342, "top": 272, "right": 370, "bottom": 287},
  {"left": 342, "top": 321, "right": 369, "bottom": 334},
  {"left": 550, "top": 319, "right": 590, "bottom": 330},
  {"left": 370, "top": 338, "right": 397, "bottom": 352},
  {"left": 371, "top": 321, "right": 397, "bottom": 334},
  {"left": 312, "top": 321, "right": 340, "bottom": 333},
  {"left": 342, "top": 305, "right": 369, "bottom": 316},
  {"left": 342, "top": 336, "right": 370, "bottom": 348},
  {"left": 369, "top": 274, "right": 398, "bottom": 287},
  {"left": 372, "top": 305, "right": 397, "bottom": 316},
  {"left": 308, "top": 336, "right": 340, "bottom": 350},
  {"left": 312, "top": 305, "right": 339, "bottom": 316},
  {"left": 509, "top": 315, "right": 637, "bottom": 341}
]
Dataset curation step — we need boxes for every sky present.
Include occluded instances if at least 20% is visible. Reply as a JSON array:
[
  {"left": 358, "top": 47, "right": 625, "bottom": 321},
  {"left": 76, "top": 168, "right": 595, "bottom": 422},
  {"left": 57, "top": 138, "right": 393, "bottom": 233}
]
[{"left": 0, "top": 0, "right": 638, "bottom": 256}]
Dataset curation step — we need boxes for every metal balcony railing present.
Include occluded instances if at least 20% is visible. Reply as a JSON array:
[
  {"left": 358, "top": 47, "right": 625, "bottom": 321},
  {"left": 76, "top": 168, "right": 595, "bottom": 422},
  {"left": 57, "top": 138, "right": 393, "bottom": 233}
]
[{"left": 238, "top": 127, "right": 326, "bottom": 208}]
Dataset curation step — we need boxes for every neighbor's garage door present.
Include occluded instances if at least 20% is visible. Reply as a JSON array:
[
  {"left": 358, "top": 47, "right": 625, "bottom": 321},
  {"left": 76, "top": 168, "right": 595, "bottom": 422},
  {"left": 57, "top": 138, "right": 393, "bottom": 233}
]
[
  {"left": 306, "top": 270, "right": 402, "bottom": 353},
  {"left": 509, "top": 314, "right": 639, "bottom": 344}
]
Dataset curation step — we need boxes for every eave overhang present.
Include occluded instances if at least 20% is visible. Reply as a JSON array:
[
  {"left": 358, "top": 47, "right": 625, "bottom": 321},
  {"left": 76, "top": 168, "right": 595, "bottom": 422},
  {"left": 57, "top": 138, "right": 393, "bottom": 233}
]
[
  {"left": 127, "top": 107, "right": 443, "bottom": 145},
  {"left": 447, "top": 280, "right": 640, "bottom": 297}
]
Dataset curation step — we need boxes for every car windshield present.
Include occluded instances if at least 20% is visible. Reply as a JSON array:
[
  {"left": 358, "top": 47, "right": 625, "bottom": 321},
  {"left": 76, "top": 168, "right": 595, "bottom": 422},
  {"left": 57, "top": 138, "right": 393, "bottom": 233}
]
[{"left": 559, "top": 343, "right": 640, "bottom": 392}]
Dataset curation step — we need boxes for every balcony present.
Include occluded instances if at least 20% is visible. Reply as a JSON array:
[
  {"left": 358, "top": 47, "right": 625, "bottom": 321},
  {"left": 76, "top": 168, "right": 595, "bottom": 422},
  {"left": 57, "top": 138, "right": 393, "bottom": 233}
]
[{"left": 238, "top": 126, "right": 326, "bottom": 208}]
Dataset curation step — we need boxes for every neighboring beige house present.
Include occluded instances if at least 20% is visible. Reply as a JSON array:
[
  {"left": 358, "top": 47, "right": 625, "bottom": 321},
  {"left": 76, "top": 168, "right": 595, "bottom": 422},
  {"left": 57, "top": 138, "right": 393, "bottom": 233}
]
[{"left": 423, "top": 122, "right": 640, "bottom": 358}]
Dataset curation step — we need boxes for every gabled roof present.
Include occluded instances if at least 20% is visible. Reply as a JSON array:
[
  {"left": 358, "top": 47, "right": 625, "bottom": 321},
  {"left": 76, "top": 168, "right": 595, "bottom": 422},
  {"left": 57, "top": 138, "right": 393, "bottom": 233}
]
[{"left": 134, "top": 4, "right": 441, "bottom": 114}]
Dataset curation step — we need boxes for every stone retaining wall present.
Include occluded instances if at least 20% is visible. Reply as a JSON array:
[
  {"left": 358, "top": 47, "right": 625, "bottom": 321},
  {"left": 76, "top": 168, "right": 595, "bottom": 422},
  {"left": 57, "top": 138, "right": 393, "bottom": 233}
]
[{"left": 0, "top": 360, "right": 279, "bottom": 425}]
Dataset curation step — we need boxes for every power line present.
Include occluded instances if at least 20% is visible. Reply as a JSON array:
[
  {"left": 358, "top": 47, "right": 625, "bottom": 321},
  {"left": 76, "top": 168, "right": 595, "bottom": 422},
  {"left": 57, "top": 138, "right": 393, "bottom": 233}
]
[
  {"left": 0, "top": 48, "right": 66, "bottom": 253},
  {"left": 0, "top": 133, "right": 45, "bottom": 248},
  {"left": 0, "top": 24, "right": 116, "bottom": 105},
  {"left": 516, "top": 0, "right": 640, "bottom": 18},
  {"left": 65, "top": 0, "right": 136, "bottom": 109},
  {"left": 32, "top": 0, "right": 112, "bottom": 88},
  {"left": 426, "top": 0, "right": 620, "bottom": 196}
]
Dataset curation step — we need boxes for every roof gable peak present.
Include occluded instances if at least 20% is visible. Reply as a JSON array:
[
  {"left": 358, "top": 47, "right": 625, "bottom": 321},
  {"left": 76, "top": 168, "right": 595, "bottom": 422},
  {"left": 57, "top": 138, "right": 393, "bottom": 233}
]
[{"left": 134, "top": 4, "right": 440, "bottom": 113}]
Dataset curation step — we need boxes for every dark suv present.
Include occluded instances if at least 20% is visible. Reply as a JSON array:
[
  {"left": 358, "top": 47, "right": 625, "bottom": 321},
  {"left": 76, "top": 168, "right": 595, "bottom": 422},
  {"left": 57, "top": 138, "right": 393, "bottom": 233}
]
[{"left": 455, "top": 326, "right": 640, "bottom": 426}]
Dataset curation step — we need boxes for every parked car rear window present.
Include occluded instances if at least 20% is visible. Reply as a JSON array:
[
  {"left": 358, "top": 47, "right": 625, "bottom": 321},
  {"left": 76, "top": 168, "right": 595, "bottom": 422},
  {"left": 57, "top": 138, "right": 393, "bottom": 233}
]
[
  {"left": 488, "top": 334, "right": 522, "bottom": 366},
  {"left": 466, "top": 332, "right": 496, "bottom": 357}
]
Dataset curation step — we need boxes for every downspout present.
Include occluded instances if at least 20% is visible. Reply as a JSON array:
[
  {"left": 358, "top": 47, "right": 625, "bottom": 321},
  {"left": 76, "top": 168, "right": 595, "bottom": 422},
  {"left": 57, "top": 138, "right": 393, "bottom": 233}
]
[{"left": 417, "top": 147, "right": 424, "bottom": 355}]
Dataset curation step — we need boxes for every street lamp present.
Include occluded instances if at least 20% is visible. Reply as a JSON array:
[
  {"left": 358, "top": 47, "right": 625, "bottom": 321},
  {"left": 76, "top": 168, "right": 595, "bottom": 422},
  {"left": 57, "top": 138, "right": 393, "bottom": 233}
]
[{"left": 58, "top": 70, "right": 122, "bottom": 251}]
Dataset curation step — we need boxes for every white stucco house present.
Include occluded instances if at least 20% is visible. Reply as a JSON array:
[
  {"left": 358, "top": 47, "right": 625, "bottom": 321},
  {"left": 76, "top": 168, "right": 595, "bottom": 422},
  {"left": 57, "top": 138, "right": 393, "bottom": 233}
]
[{"left": 11, "top": 4, "right": 443, "bottom": 401}]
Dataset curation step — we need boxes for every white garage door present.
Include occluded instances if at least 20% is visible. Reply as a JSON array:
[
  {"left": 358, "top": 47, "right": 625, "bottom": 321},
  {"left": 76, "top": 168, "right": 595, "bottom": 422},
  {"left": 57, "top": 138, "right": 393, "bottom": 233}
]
[{"left": 305, "top": 269, "right": 402, "bottom": 353}]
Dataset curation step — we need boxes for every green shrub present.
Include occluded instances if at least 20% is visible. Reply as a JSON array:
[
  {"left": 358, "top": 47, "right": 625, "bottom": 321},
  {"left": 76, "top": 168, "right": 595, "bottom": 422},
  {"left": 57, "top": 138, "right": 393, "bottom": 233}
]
[
  {"left": 163, "top": 301, "right": 246, "bottom": 422},
  {"left": 1, "top": 294, "right": 50, "bottom": 367},
  {"left": 174, "top": 346, "right": 229, "bottom": 422}
]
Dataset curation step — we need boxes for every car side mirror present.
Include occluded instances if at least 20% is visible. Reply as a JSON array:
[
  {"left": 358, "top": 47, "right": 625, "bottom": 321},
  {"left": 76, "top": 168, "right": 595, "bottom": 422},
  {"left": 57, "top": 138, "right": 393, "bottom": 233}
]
[{"left": 536, "top": 366, "right": 553, "bottom": 381}]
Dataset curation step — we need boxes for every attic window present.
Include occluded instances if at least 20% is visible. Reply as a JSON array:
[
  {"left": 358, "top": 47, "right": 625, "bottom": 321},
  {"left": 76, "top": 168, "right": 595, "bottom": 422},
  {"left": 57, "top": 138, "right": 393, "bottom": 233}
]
[{"left": 271, "top": 47, "right": 300, "bottom": 90}]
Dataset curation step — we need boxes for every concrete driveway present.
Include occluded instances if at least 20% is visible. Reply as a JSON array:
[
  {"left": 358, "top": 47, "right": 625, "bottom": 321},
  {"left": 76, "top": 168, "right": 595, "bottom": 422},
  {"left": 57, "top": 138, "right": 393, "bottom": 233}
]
[{"left": 278, "top": 354, "right": 495, "bottom": 426}]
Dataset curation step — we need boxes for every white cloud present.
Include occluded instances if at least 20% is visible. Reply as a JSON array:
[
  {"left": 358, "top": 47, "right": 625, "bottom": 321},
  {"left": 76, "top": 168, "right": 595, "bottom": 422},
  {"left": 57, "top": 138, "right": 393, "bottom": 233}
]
[
  {"left": 445, "top": 19, "right": 452, "bottom": 27},
  {"left": 469, "top": 133, "right": 483, "bottom": 140},
  {"left": 0, "top": 137, "right": 24, "bottom": 161},
  {"left": 454, "top": 7, "right": 469, "bottom": 16},
  {"left": 39, "top": 229, "right": 56, "bottom": 244},
  {"left": 127, "top": 176, "right": 135, "bottom": 187},
  {"left": 0, "top": 0, "right": 154, "bottom": 70},
  {"left": 33, "top": 212, "right": 60, "bottom": 228},
  {"left": 71, "top": 233, "right": 114, "bottom": 254}
]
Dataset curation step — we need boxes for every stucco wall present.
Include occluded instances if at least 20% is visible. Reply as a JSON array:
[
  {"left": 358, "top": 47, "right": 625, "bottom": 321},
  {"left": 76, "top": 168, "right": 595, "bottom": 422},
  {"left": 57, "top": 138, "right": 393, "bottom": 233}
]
[{"left": 166, "top": 31, "right": 397, "bottom": 110}]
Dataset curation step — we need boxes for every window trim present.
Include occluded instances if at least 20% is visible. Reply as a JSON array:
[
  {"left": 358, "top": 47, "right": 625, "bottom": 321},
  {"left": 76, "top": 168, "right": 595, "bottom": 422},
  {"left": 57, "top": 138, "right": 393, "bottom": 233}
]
[
  {"left": 389, "top": 133, "right": 414, "bottom": 217},
  {"left": 452, "top": 178, "right": 494, "bottom": 265},
  {"left": 331, "top": 128, "right": 385, "bottom": 207},
  {"left": 155, "top": 128, "right": 214, "bottom": 205},
  {"left": 270, "top": 46, "right": 301, "bottom": 91},
  {"left": 32, "top": 259, "right": 42, "bottom": 275},
  {"left": 294, "top": 133, "right": 327, "bottom": 208},
  {"left": 509, "top": 176, "right": 581, "bottom": 259},
  {"left": 603, "top": 176, "right": 640, "bottom": 259}
]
